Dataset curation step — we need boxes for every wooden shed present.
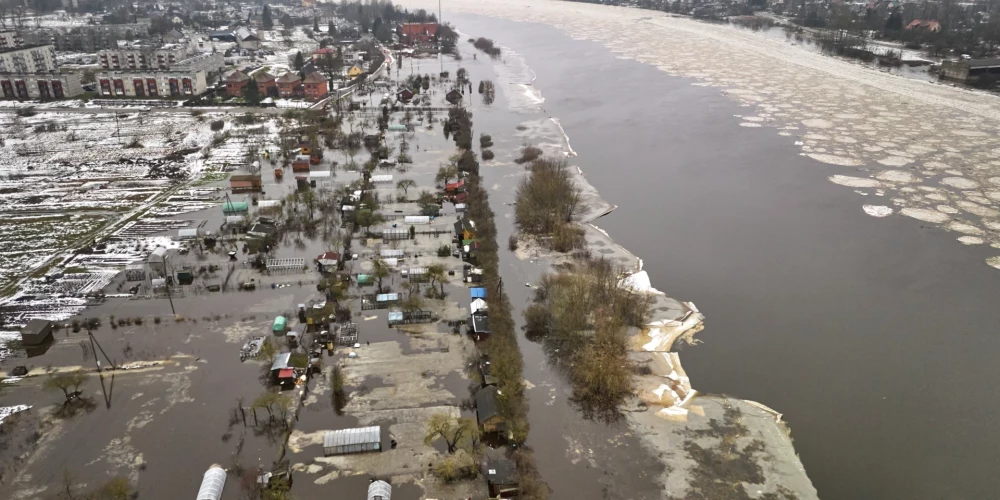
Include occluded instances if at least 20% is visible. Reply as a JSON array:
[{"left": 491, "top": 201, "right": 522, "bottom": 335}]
[{"left": 230, "top": 174, "right": 262, "bottom": 193}]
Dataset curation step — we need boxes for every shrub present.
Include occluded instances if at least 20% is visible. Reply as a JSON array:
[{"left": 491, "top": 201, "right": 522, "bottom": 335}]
[
  {"left": 507, "top": 234, "right": 518, "bottom": 251},
  {"left": 209, "top": 119, "right": 225, "bottom": 131},
  {"left": 437, "top": 245, "right": 451, "bottom": 257},
  {"left": 481, "top": 149, "right": 494, "bottom": 161},
  {"left": 515, "top": 145, "right": 542, "bottom": 164},
  {"left": 479, "top": 133, "right": 493, "bottom": 148},
  {"left": 125, "top": 136, "right": 143, "bottom": 148}
]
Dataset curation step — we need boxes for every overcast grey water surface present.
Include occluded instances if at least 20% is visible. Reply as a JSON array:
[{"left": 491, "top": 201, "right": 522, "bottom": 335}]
[{"left": 452, "top": 13, "right": 1000, "bottom": 500}]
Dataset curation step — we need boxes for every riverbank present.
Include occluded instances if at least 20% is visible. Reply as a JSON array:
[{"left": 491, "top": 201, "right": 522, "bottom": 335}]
[{"left": 429, "top": 5, "right": 1000, "bottom": 499}]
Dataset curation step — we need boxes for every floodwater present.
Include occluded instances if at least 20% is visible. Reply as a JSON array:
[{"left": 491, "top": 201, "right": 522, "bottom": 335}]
[{"left": 449, "top": 12, "right": 1000, "bottom": 500}]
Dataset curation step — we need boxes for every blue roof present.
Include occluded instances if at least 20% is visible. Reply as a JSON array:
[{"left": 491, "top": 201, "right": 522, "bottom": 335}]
[{"left": 470, "top": 287, "right": 486, "bottom": 298}]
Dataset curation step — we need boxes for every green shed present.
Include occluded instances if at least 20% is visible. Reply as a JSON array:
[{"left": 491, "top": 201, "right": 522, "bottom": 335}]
[
  {"left": 272, "top": 316, "right": 287, "bottom": 333},
  {"left": 223, "top": 201, "right": 249, "bottom": 215},
  {"left": 357, "top": 274, "right": 373, "bottom": 286}
]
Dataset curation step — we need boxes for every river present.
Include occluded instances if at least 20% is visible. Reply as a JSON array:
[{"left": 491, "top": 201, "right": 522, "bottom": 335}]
[{"left": 445, "top": 10, "right": 1000, "bottom": 500}]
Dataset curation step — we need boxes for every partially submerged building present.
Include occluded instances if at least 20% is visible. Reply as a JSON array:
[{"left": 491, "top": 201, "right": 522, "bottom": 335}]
[
  {"left": 941, "top": 58, "right": 1000, "bottom": 84},
  {"left": 323, "top": 426, "right": 381, "bottom": 456},
  {"left": 484, "top": 452, "right": 519, "bottom": 499},
  {"left": 20, "top": 319, "right": 53, "bottom": 346},
  {"left": 196, "top": 465, "right": 227, "bottom": 500},
  {"left": 475, "top": 385, "right": 505, "bottom": 433},
  {"left": 229, "top": 174, "right": 262, "bottom": 193}
]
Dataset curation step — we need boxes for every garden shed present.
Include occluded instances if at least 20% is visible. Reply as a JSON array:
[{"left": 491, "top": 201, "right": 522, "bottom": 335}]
[{"left": 323, "top": 426, "right": 381, "bottom": 456}]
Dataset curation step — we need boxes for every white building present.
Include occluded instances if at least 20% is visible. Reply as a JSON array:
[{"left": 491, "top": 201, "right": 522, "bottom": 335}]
[
  {"left": 97, "top": 52, "right": 224, "bottom": 97},
  {"left": 0, "top": 44, "right": 83, "bottom": 99}
]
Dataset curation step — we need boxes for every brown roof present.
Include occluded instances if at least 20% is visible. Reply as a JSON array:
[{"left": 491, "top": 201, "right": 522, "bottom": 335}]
[
  {"left": 276, "top": 72, "right": 301, "bottom": 83},
  {"left": 226, "top": 70, "right": 250, "bottom": 83},
  {"left": 230, "top": 174, "right": 261, "bottom": 182},
  {"left": 254, "top": 71, "right": 275, "bottom": 82},
  {"left": 303, "top": 72, "right": 325, "bottom": 84}
]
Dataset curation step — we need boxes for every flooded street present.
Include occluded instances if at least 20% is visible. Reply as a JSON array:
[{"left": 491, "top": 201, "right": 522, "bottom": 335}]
[{"left": 449, "top": 12, "right": 1000, "bottom": 500}]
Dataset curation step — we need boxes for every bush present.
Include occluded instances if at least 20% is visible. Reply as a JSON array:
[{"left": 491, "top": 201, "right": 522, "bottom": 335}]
[
  {"left": 515, "top": 145, "right": 543, "bottom": 164},
  {"left": 479, "top": 133, "right": 493, "bottom": 148},
  {"left": 209, "top": 119, "right": 225, "bottom": 131},
  {"left": 507, "top": 234, "right": 518, "bottom": 251},
  {"left": 437, "top": 245, "right": 451, "bottom": 257},
  {"left": 16, "top": 107, "right": 37, "bottom": 117},
  {"left": 481, "top": 149, "right": 494, "bottom": 161},
  {"left": 125, "top": 136, "right": 143, "bottom": 148}
]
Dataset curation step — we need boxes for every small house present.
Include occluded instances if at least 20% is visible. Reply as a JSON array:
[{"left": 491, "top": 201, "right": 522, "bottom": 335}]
[
  {"left": 446, "top": 88, "right": 463, "bottom": 105},
  {"left": 396, "top": 88, "right": 413, "bottom": 103},
  {"left": 470, "top": 298, "right": 488, "bottom": 316},
  {"left": 311, "top": 47, "right": 336, "bottom": 61},
  {"left": 484, "top": 455, "right": 519, "bottom": 499},
  {"left": 464, "top": 267, "right": 483, "bottom": 283},
  {"left": 222, "top": 201, "right": 249, "bottom": 215},
  {"left": 469, "top": 314, "right": 490, "bottom": 339},
  {"left": 479, "top": 359, "right": 499, "bottom": 387},
  {"left": 445, "top": 179, "right": 465, "bottom": 194},
  {"left": 292, "top": 155, "right": 311, "bottom": 172},
  {"left": 230, "top": 174, "right": 262, "bottom": 193},
  {"left": 323, "top": 426, "right": 381, "bottom": 456},
  {"left": 475, "top": 385, "right": 505, "bottom": 433},
  {"left": 316, "top": 251, "right": 340, "bottom": 271},
  {"left": 462, "top": 240, "right": 480, "bottom": 263},
  {"left": 347, "top": 65, "right": 364, "bottom": 79},
  {"left": 20, "top": 319, "right": 53, "bottom": 346},
  {"left": 454, "top": 218, "right": 476, "bottom": 241},
  {"left": 247, "top": 222, "right": 277, "bottom": 239}
]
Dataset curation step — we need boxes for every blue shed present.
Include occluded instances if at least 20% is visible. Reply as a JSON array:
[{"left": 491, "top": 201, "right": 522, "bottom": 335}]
[{"left": 470, "top": 287, "right": 486, "bottom": 299}]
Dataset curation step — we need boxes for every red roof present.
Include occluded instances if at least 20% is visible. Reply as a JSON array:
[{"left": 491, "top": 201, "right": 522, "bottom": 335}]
[
  {"left": 313, "top": 47, "right": 336, "bottom": 55},
  {"left": 317, "top": 251, "right": 340, "bottom": 262},
  {"left": 399, "top": 23, "right": 438, "bottom": 37},
  {"left": 277, "top": 368, "right": 295, "bottom": 379},
  {"left": 446, "top": 179, "right": 465, "bottom": 190}
]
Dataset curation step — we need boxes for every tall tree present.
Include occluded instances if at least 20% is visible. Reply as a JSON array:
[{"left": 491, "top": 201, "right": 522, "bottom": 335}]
[
  {"left": 262, "top": 5, "right": 273, "bottom": 30},
  {"left": 313, "top": 17, "right": 320, "bottom": 32},
  {"left": 293, "top": 51, "right": 305, "bottom": 71},
  {"left": 242, "top": 79, "right": 261, "bottom": 105},
  {"left": 328, "top": 20, "right": 338, "bottom": 38}
]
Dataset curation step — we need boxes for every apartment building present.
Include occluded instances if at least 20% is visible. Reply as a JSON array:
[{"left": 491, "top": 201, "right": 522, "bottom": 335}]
[
  {"left": 0, "top": 44, "right": 82, "bottom": 100},
  {"left": 97, "top": 52, "right": 224, "bottom": 98},
  {"left": 98, "top": 43, "right": 187, "bottom": 71}
]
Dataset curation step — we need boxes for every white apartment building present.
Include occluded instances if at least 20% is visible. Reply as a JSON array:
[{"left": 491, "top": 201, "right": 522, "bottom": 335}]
[
  {"left": 96, "top": 52, "right": 224, "bottom": 98},
  {"left": 0, "top": 44, "right": 82, "bottom": 100}
]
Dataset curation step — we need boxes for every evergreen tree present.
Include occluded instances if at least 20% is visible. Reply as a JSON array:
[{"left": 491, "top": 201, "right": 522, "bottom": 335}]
[
  {"left": 243, "top": 79, "right": 261, "bottom": 105},
  {"left": 314, "top": 17, "right": 320, "bottom": 32},
  {"left": 293, "top": 51, "right": 304, "bottom": 71},
  {"left": 262, "top": 5, "right": 273, "bottom": 30},
  {"left": 328, "top": 21, "right": 337, "bottom": 38}
]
